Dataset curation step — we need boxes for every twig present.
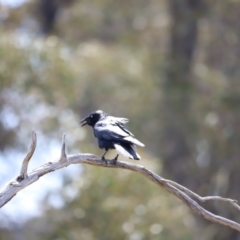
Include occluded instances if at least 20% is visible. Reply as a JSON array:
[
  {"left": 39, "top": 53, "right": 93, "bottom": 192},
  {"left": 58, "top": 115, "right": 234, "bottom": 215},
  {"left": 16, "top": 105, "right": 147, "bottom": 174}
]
[
  {"left": 59, "top": 133, "right": 67, "bottom": 163},
  {"left": 0, "top": 132, "right": 240, "bottom": 232},
  {"left": 17, "top": 130, "right": 37, "bottom": 181},
  {"left": 162, "top": 179, "right": 240, "bottom": 211}
]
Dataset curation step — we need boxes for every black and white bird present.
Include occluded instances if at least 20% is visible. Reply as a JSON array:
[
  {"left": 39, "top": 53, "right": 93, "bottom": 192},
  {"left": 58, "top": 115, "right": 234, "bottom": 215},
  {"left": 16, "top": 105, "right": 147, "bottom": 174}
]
[{"left": 80, "top": 110, "right": 145, "bottom": 162}]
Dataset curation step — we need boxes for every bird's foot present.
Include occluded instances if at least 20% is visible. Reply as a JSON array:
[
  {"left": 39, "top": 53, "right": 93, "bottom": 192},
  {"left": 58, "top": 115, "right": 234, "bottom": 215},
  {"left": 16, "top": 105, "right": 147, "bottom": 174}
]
[
  {"left": 101, "top": 156, "right": 108, "bottom": 165},
  {"left": 111, "top": 155, "right": 119, "bottom": 164},
  {"left": 111, "top": 158, "right": 117, "bottom": 164}
]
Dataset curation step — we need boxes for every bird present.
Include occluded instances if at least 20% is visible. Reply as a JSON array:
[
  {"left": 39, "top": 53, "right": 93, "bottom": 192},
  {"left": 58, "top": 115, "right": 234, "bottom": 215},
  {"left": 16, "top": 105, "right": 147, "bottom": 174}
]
[{"left": 80, "top": 110, "right": 145, "bottom": 162}]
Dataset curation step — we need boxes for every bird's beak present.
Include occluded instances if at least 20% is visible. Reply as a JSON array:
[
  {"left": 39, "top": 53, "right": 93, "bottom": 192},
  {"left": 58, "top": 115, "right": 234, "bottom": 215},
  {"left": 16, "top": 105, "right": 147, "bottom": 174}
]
[{"left": 80, "top": 117, "right": 88, "bottom": 127}]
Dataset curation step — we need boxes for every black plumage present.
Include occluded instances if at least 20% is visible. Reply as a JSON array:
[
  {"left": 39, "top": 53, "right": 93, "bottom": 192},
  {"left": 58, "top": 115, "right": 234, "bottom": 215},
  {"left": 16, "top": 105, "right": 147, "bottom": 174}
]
[{"left": 80, "top": 110, "right": 145, "bottom": 161}]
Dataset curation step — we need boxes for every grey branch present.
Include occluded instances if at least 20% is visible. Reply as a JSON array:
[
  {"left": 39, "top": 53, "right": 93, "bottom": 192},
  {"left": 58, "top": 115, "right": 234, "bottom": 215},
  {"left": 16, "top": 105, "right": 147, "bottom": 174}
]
[
  {"left": 17, "top": 130, "right": 37, "bottom": 181},
  {"left": 59, "top": 133, "right": 67, "bottom": 163},
  {"left": 0, "top": 133, "right": 240, "bottom": 232},
  {"left": 162, "top": 179, "right": 240, "bottom": 211}
]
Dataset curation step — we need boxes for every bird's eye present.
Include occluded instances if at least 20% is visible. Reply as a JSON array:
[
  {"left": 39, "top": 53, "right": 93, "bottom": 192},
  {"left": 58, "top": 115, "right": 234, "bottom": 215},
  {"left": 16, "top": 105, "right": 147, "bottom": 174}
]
[{"left": 90, "top": 115, "right": 93, "bottom": 118}]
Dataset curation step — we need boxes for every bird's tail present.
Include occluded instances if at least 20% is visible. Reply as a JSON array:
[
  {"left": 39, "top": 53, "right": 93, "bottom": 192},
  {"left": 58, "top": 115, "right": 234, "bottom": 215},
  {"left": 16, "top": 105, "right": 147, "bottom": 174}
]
[{"left": 114, "top": 143, "right": 140, "bottom": 160}]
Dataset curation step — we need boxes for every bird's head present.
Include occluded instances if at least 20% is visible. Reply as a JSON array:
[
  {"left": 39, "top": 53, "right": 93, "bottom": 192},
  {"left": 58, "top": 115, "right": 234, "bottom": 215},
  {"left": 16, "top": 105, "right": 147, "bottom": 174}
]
[{"left": 80, "top": 110, "right": 107, "bottom": 127}]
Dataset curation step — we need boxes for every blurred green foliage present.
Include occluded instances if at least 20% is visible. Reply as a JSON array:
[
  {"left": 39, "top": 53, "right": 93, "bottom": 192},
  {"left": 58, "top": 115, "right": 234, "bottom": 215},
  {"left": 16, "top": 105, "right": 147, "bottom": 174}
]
[
  {"left": 22, "top": 165, "right": 194, "bottom": 240},
  {"left": 1, "top": 0, "right": 240, "bottom": 239}
]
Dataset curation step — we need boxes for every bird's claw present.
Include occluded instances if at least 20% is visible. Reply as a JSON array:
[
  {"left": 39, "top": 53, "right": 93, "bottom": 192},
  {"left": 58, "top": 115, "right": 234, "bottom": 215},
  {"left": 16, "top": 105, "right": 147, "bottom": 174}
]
[
  {"left": 111, "top": 155, "right": 118, "bottom": 164},
  {"left": 101, "top": 157, "right": 107, "bottom": 165},
  {"left": 111, "top": 158, "right": 117, "bottom": 164}
]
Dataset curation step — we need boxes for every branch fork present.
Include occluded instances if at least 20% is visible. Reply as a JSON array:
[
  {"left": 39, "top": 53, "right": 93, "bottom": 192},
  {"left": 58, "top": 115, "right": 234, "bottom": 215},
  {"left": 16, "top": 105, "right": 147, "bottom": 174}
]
[{"left": 1, "top": 131, "right": 240, "bottom": 232}]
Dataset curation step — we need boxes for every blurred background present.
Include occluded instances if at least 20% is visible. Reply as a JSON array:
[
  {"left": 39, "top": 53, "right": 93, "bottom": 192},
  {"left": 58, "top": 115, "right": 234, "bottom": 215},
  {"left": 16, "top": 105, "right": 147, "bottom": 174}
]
[{"left": 0, "top": 0, "right": 240, "bottom": 239}]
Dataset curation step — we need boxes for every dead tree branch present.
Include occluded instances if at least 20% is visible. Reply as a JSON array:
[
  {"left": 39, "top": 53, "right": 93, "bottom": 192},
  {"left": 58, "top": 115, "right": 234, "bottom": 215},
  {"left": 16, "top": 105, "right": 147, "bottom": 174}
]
[
  {"left": 17, "top": 130, "right": 37, "bottom": 181},
  {"left": 0, "top": 132, "right": 240, "bottom": 232}
]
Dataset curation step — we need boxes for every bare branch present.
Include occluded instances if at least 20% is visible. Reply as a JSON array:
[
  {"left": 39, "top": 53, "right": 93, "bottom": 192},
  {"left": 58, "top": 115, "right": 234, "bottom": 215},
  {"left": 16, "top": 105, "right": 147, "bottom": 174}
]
[
  {"left": 17, "top": 130, "right": 37, "bottom": 181},
  {"left": 59, "top": 133, "right": 67, "bottom": 163},
  {"left": 0, "top": 132, "right": 240, "bottom": 232},
  {"left": 162, "top": 179, "right": 240, "bottom": 211}
]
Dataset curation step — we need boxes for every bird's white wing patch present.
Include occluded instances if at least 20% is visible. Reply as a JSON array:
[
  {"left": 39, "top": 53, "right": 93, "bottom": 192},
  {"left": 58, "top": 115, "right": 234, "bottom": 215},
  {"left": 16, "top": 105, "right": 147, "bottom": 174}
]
[
  {"left": 95, "top": 122, "right": 128, "bottom": 140},
  {"left": 108, "top": 116, "right": 129, "bottom": 125},
  {"left": 106, "top": 124, "right": 129, "bottom": 137},
  {"left": 124, "top": 136, "right": 145, "bottom": 147}
]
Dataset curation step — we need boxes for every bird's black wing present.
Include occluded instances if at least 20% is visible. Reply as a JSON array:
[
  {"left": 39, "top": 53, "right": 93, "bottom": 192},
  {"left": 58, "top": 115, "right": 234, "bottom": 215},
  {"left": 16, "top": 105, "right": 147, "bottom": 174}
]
[
  {"left": 94, "top": 121, "right": 128, "bottom": 140},
  {"left": 115, "top": 123, "right": 134, "bottom": 136},
  {"left": 94, "top": 121, "right": 144, "bottom": 147}
]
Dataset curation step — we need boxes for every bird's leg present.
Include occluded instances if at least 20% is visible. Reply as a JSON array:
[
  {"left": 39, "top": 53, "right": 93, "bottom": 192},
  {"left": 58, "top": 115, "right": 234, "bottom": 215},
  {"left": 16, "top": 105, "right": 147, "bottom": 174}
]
[
  {"left": 101, "top": 150, "right": 109, "bottom": 165},
  {"left": 101, "top": 150, "right": 108, "bottom": 160},
  {"left": 111, "top": 154, "right": 119, "bottom": 164}
]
